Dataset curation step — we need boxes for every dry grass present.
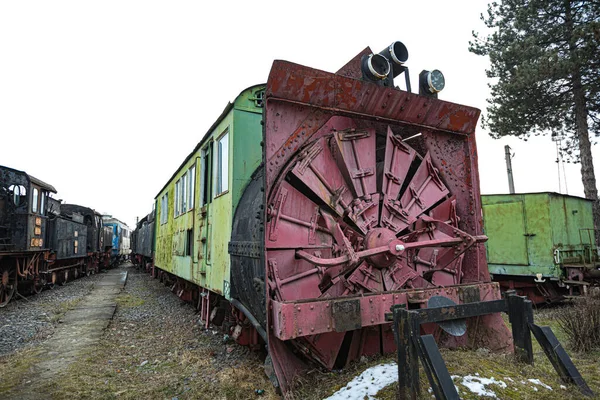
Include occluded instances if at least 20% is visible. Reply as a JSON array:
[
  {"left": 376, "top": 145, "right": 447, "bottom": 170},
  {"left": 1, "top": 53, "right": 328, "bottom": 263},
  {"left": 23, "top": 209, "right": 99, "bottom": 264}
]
[
  {"left": 44, "top": 298, "right": 82, "bottom": 323},
  {"left": 44, "top": 314, "right": 278, "bottom": 399},
  {"left": 0, "top": 348, "right": 42, "bottom": 395},
  {"left": 115, "top": 293, "right": 145, "bottom": 308},
  {"left": 557, "top": 291, "right": 600, "bottom": 352}
]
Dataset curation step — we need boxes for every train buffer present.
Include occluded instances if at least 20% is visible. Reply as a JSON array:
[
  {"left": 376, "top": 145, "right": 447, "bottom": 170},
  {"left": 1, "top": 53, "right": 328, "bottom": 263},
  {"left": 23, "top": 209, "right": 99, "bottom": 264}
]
[{"left": 385, "top": 291, "right": 593, "bottom": 399}]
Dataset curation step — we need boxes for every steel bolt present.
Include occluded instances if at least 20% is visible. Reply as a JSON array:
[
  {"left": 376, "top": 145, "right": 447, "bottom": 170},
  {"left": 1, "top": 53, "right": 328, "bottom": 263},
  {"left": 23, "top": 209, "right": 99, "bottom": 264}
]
[{"left": 395, "top": 244, "right": 405, "bottom": 252}]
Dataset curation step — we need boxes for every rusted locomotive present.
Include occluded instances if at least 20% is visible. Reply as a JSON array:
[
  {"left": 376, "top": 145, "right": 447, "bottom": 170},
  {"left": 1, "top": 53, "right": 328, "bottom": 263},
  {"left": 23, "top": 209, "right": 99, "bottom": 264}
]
[
  {"left": 0, "top": 165, "right": 116, "bottom": 307},
  {"left": 102, "top": 215, "right": 132, "bottom": 266},
  {"left": 142, "top": 41, "right": 512, "bottom": 393},
  {"left": 131, "top": 210, "right": 155, "bottom": 272}
]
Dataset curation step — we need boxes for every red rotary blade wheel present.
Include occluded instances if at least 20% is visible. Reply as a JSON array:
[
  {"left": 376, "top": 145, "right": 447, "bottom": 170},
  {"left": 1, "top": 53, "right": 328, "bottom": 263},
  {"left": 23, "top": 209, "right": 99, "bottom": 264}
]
[{"left": 266, "top": 120, "right": 474, "bottom": 369}]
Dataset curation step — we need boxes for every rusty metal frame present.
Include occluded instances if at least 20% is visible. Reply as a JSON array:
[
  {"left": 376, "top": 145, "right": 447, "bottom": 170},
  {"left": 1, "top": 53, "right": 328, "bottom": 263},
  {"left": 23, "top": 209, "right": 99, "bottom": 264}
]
[
  {"left": 271, "top": 282, "right": 501, "bottom": 341},
  {"left": 388, "top": 292, "right": 593, "bottom": 399}
]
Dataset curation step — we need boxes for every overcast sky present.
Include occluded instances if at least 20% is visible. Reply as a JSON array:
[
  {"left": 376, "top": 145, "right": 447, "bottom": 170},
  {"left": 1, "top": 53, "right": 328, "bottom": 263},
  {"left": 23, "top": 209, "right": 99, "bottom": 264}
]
[{"left": 1, "top": 1, "right": 598, "bottom": 229}]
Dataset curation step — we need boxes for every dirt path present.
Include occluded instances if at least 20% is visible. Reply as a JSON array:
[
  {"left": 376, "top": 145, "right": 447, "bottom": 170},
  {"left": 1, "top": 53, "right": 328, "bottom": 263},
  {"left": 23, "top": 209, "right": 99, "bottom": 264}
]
[{"left": 5, "top": 268, "right": 127, "bottom": 399}]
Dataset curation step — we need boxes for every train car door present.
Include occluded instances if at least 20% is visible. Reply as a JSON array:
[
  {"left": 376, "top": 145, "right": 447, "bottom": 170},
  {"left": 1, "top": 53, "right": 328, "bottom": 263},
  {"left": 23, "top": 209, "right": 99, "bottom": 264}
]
[
  {"left": 483, "top": 200, "right": 530, "bottom": 265},
  {"left": 199, "top": 142, "right": 213, "bottom": 272}
]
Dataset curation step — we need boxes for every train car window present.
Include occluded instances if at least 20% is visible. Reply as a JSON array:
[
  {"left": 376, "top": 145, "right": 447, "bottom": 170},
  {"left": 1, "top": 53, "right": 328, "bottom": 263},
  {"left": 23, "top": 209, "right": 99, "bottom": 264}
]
[
  {"left": 215, "top": 131, "right": 229, "bottom": 195},
  {"left": 185, "top": 229, "right": 193, "bottom": 256},
  {"left": 188, "top": 165, "right": 195, "bottom": 210},
  {"left": 40, "top": 191, "right": 45, "bottom": 215},
  {"left": 201, "top": 146, "right": 212, "bottom": 206},
  {"left": 181, "top": 173, "right": 187, "bottom": 214},
  {"left": 9, "top": 185, "right": 18, "bottom": 205},
  {"left": 9, "top": 185, "right": 27, "bottom": 207},
  {"left": 174, "top": 179, "right": 180, "bottom": 217},
  {"left": 32, "top": 188, "right": 39, "bottom": 213},
  {"left": 161, "top": 193, "right": 169, "bottom": 224}
]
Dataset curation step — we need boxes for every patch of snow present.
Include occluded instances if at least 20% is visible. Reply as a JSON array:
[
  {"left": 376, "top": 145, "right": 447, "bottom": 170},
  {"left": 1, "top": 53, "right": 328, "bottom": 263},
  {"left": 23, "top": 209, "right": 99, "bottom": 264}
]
[
  {"left": 560, "top": 385, "right": 567, "bottom": 390},
  {"left": 504, "top": 377, "right": 514, "bottom": 382},
  {"left": 460, "top": 375, "right": 507, "bottom": 398},
  {"left": 528, "top": 378, "right": 552, "bottom": 390},
  {"left": 323, "top": 363, "right": 398, "bottom": 400}
]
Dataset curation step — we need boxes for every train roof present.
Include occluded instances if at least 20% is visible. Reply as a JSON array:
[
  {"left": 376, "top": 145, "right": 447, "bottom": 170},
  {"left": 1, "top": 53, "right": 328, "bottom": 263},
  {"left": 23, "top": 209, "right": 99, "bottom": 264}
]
[
  {"left": 154, "top": 84, "right": 265, "bottom": 199},
  {"left": 102, "top": 215, "right": 131, "bottom": 229},
  {"left": 62, "top": 204, "right": 102, "bottom": 217},
  {"left": 0, "top": 164, "right": 57, "bottom": 193},
  {"left": 482, "top": 191, "right": 591, "bottom": 201}
]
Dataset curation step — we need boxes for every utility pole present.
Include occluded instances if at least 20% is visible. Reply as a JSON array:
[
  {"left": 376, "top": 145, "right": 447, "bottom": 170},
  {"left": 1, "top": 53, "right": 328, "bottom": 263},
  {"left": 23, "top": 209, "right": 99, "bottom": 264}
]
[{"left": 505, "top": 145, "right": 515, "bottom": 194}]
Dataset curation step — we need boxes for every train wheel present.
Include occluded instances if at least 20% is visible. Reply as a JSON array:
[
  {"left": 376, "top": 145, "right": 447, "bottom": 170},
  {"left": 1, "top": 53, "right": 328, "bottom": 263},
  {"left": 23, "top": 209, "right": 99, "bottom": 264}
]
[
  {"left": 265, "top": 127, "right": 484, "bottom": 369},
  {"left": 46, "top": 272, "right": 57, "bottom": 290},
  {"left": 0, "top": 266, "right": 17, "bottom": 307},
  {"left": 32, "top": 279, "right": 44, "bottom": 295},
  {"left": 59, "top": 270, "right": 68, "bottom": 286}
]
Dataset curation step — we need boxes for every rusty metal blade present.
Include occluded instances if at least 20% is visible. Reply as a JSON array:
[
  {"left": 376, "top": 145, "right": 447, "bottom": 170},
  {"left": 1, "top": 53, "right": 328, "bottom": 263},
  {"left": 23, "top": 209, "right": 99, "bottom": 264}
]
[
  {"left": 332, "top": 128, "right": 377, "bottom": 199},
  {"left": 381, "top": 153, "right": 449, "bottom": 233},
  {"left": 289, "top": 137, "right": 355, "bottom": 220}
]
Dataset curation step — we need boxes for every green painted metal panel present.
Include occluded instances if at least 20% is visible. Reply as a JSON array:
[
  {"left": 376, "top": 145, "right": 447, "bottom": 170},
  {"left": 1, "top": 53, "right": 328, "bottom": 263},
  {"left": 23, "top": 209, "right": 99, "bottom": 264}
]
[
  {"left": 231, "top": 88, "right": 264, "bottom": 212},
  {"left": 483, "top": 201, "right": 529, "bottom": 265},
  {"left": 154, "top": 156, "right": 200, "bottom": 285},
  {"left": 154, "top": 85, "right": 264, "bottom": 300},
  {"left": 199, "top": 114, "right": 232, "bottom": 297},
  {"left": 549, "top": 194, "right": 595, "bottom": 250},
  {"left": 522, "top": 194, "right": 554, "bottom": 269},
  {"left": 482, "top": 193, "right": 595, "bottom": 279}
]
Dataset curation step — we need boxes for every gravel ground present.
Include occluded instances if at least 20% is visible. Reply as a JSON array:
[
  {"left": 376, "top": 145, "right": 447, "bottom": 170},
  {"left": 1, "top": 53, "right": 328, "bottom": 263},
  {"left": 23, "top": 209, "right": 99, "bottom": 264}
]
[
  {"left": 4, "top": 265, "right": 599, "bottom": 399},
  {"left": 43, "top": 264, "right": 278, "bottom": 399},
  {"left": 0, "top": 272, "right": 103, "bottom": 356}
]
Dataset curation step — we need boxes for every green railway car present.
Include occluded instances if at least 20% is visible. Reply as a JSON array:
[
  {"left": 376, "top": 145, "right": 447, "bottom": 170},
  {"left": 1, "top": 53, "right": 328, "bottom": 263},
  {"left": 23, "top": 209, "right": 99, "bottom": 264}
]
[
  {"left": 153, "top": 85, "right": 265, "bottom": 302},
  {"left": 482, "top": 192, "right": 599, "bottom": 302}
]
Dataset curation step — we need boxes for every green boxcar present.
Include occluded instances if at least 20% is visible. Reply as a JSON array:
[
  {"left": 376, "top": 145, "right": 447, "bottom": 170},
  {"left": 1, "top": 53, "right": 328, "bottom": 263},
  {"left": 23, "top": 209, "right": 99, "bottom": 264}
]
[
  {"left": 482, "top": 192, "right": 598, "bottom": 301},
  {"left": 153, "top": 85, "right": 265, "bottom": 299}
]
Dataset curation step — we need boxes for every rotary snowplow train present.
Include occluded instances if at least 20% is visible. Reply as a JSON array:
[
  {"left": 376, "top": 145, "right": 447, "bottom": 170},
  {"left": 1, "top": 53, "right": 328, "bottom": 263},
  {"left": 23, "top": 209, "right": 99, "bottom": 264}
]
[{"left": 132, "top": 41, "right": 514, "bottom": 392}]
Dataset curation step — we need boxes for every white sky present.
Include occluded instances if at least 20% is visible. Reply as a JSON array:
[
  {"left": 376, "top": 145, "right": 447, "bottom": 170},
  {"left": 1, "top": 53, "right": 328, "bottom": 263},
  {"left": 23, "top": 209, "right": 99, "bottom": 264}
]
[{"left": 1, "top": 0, "right": 598, "bottom": 229}]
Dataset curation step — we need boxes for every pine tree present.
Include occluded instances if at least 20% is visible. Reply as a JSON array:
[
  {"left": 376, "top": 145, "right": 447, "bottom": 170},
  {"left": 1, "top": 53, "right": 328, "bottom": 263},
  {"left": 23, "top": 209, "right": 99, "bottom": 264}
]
[{"left": 470, "top": 0, "right": 600, "bottom": 241}]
